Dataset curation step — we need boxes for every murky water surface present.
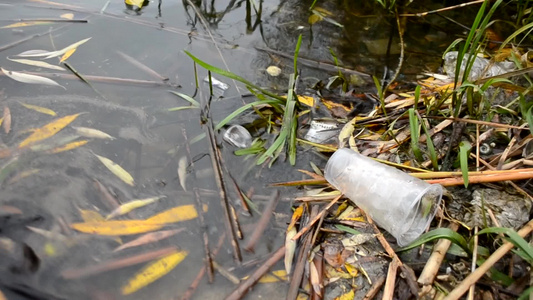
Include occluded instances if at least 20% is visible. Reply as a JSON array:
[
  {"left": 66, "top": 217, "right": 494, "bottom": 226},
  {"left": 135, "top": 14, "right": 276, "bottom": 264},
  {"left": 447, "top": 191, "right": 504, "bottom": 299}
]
[{"left": 0, "top": 0, "right": 472, "bottom": 299}]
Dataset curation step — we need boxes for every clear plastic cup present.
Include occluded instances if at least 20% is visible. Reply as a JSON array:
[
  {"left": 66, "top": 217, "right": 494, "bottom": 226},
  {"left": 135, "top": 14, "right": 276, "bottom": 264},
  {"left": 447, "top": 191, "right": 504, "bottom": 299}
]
[{"left": 324, "top": 148, "right": 443, "bottom": 246}]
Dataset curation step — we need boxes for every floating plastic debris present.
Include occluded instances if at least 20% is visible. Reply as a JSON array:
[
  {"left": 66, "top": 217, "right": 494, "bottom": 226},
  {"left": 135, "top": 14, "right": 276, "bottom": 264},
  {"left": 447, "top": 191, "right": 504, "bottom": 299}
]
[
  {"left": 443, "top": 51, "right": 516, "bottom": 81},
  {"left": 325, "top": 148, "right": 443, "bottom": 246},
  {"left": 203, "top": 76, "right": 229, "bottom": 91},
  {"left": 223, "top": 125, "right": 252, "bottom": 148},
  {"left": 304, "top": 120, "right": 338, "bottom": 144}
]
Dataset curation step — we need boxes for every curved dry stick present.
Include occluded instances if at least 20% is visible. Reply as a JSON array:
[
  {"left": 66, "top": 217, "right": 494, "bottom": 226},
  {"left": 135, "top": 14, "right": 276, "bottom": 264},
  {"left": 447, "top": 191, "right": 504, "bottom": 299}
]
[{"left": 444, "top": 219, "right": 533, "bottom": 300}]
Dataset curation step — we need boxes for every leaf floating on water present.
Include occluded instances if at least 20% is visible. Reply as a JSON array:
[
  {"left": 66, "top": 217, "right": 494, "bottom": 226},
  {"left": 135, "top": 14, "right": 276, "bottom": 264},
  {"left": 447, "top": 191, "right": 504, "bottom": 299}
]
[
  {"left": 125, "top": 0, "right": 146, "bottom": 9},
  {"left": 94, "top": 154, "right": 135, "bottom": 186},
  {"left": 2, "top": 106, "right": 11, "bottom": 134},
  {"left": 71, "top": 220, "right": 163, "bottom": 235},
  {"left": 113, "top": 228, "right": 185, "bottom": 252},
  {"left": 48, "top": 139, "right": 88, "bottom": 154},
  {"left": 106, "top": 196, "right": 166, "bottom": 220},
  {"left": 121, "top": 250, "right": 188, "bottom": 295},
  {"left": 60, "top": 13, "right": 74, "bottom": 20},
  {"left": 1, "top": 21, "right": 52, "bottom": 29},
  {"left": 7, "top": 58, "right": 66, "bottom": 71},
  {"left": 1, "top": 68, "right": 65, "bottom": 89},
  {"left": 18, "top": 113, "right": 82, "bottom": 148},
  {"left": 15, "top": 37, "right": 91, "bottom": 59},
  {"left": 6, "top": 168, "right": 40, "bottom": 185},
  {"left": 177, "top": 156, "right": 187, "bottom": 191},
  {"left": 145, "top": 205, "right": 200, "bottom": 224},
  {"left": 19, "top": 102, "right": 57, "bottom": 116},
  {"left": 72, "top": 126, "right": 114, "bottom": 140},
  {"left": 79, "top": 209, "right": 105, "bottom": 222},
  {"left": 60, "top": 48, "right": 76, "bottom": 63},
  {"left": 242, "top": 270, "right": 288, "bottom": 283}
]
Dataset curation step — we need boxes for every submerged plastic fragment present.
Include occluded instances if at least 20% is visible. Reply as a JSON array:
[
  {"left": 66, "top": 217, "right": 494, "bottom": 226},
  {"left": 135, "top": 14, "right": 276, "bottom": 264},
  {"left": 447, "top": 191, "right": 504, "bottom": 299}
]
[
  {"left": 223, "top": 125, "right": 252, "bottom": 148},
  {"left": 443, "top": 51, "right": 516, "bottom": 81}
]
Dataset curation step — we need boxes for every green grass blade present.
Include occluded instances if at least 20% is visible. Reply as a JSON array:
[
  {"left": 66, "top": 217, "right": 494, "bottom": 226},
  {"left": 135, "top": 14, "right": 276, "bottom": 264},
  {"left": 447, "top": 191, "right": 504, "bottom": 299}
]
[
  {"left": 409, "top": 108, "right": 423, "bottom": 161},
  {"left": 257, "top": 130, "right": 288, "bottom": 165},
  {"left": 184, "top": 50, "right": 285, "bottom": 101},
  {"left": 335, "top": 224, "right": 361, "bottom": 235},
  {"left": 214, "top": 99, "right": 281, "bottom": 131},
  {"left": 478, "top": 227, "right": 533, "bottom": 262},
  {"left": 397, "top": 228, "right": 471, "bottom": 255},
  {"left": 168, "top": 106, "right": 198, "bottom": 112},
  {"left": 168, "top": 91, "right": 200, "bottom": 107},
  {"left": 499, "top": 21, "right": 533, "bottom": 49},
  {"left": 459, "top": 141, "right": 472, "bottom": 188},
  {"left": 518, "top": 286, "right": 533, "bottom": 300}
]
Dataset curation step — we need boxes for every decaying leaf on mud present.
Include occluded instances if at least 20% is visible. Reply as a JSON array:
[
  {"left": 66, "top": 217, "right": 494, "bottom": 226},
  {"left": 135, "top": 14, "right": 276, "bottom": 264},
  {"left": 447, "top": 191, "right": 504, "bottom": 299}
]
[
  {"left": 106, "top": 196, "right": 166, "bottom": 220},
  {"left": 94, "top": 153, "right": 135, "bottom": 186},
  {"left": 121, "top": 250, "right": 188, "bottom": 295},
  {"left": 18, "top": 113, "right": 83, "bottom": 148}
]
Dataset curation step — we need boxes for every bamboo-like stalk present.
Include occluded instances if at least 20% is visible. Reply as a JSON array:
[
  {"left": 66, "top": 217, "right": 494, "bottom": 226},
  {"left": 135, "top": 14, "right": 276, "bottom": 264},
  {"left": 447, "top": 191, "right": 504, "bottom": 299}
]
[
  {"left": 425, "top": 170, "right": 533, "bottom": 186},
  {"left": 410, "top": 168, "right": 533, "bottom": 179}
]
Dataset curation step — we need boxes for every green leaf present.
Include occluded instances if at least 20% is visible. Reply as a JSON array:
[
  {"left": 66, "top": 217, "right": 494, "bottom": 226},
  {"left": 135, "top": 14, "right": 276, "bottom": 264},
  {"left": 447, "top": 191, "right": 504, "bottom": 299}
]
[
  {"left": 478, "top": 227, "right": 533, "bottom": 262},
  {"left": 518, "top": 286, "right": 533, "bottom": 300},
  {"left": 397, "top": 228, "right": 471, "bottom": 255},
  {"left": 184, "top": 51, "right": 285, "bottom": 102},
  {"left": 214, "top": 99, "right": 281, "bottom": 131},
  {"left": 519, "top": 92, "right": 533, "bottom": 136},
  {"left": 169, "top": 91, "right": 200, "bottom": 107},
  {"left": 335, "top": 224, "right": 361, "bottom": 235},
  {"left": 459, "top": 141, "right": 472, "bottom": 188},
  {"left": 409, "top": 108, "right": 423, "bottom": 161}
]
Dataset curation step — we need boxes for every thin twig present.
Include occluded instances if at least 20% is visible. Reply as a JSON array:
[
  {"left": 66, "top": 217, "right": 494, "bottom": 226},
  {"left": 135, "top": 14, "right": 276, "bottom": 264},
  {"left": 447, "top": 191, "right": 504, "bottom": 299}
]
[
  {"left": 224, "top": 246, "right": 286, "bottom": 300},
  {"left": 444, "top": 219, "right": 533, "bottom": 300},
  {"left": 244, "top": 190, "right": 280, "bottom": 252},
  {"left": 0, "top": 18, "right": 88, "bottom": 22},
  {"left": 0, "top": 25, "right": 68, "bottom": 52},
  {"left": 382, "top": 256, "right": 400, "bottom": 300},
  {"left": 117, "top": 51, "right": 169, "bottom": 82},
  {"left": 291, "top": 194, "right": 343, "bottom": 241},
  {"left": 182, "top": 128, "right": 214, "bottom": 283},
  {"left": 363, "top": 276, "right": 386, "bottom": 300},
  {"left": 400, "top": 0, "right": 484, "bottom": 17}
]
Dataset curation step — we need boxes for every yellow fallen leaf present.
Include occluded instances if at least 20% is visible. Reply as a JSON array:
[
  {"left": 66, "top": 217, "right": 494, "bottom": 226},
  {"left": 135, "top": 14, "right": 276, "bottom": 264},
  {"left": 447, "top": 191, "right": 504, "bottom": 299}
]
[
  {"left": 145, "top": 205, "right": 199, "bottom": 224},
  {"left": 285, "top": 227, "right": 297, "bottom": 275},
  {"left": 287, "top": 205, "right": 303, "bottom": 232},
  {"left": 121, "top": 250, "right": 188, "bottom": 295},
  {"left": 18, "top": 113, "right": 82, "bottom": 148},
  {"left": 49, "top": 140, "right": 88, "bottom": 153},
  {"left": 337, "top": 289, "right": 355, "bottom": 300},
  {"left": 19, "top": 102, "right": 57, "bottom": 116},
  {"left": 94, "top": 154, "right": 135, "bottom": 186},
  {"left": 125, "top": 0, "right": 145, "bottom": 8},
  {"left": 308, "top": 14, "right": 323, "bottom": 25},
  {"left": 60, "top": 13, "right": 74, "bottom": 20},
  {"left": 258, "top": 270, "right": 288, "bottom": 283},
  {"left": 71, "top": 220, "right": 163, "bottom": 235},
  {"left": 1, "top": 21, "right": 52, "bottom": 29},
  {"left": 79, "top": 209, "right": 105, "bottom": 222},
  {"left": 60, "top": 48, "right": 76, "bottom": 63},
  {"left": 297, "top": 95, "right": 315, "bottom": 107},
  {"left": 344, "top": 263, "right": 358, "bottom": 277},
  {"left": 106, "top": 196, "right": 165, "bottom": 220}
]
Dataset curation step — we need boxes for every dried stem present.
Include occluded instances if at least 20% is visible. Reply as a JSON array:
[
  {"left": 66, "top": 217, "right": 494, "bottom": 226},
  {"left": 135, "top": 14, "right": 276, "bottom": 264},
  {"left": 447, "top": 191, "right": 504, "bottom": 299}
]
[{"left": 244, "top": 190, "right": 280, "bottom": 252}]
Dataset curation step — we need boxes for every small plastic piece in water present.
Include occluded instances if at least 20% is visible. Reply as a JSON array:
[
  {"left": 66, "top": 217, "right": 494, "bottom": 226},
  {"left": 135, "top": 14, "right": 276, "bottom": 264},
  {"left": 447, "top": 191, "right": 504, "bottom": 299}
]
[
  {"left": 443, "top": 51, "right": 515, "bottom": 81},
  {"left": 266, "top": 66, "right": 282, "bottom": 77},
  {"left": 223, "top": 125, "right": 252, "bottom": 148},
  {"left": 324, "top": 148, "right": 443, "bottom": 246},
  {"left": 203, "top": 76, "right": 229, "bottom": 91},
  {"left": 304, "top": 120, "right": 338, "bottom": 144}
]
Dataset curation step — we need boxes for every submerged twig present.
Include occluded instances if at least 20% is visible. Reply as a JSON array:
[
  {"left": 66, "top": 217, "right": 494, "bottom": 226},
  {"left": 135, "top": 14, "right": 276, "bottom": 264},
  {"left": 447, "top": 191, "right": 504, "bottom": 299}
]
[
  {"left": 224, "top": 245, "right": 286, "bottom": 300},
  {"left": 244, "top": 190, "right": 280, "bottom": 252},
  {"left": 181, "top": 128, "right": 214, "bottom": 282},
  {"left": 117, "top": 51, "right": 169, "bottom": 82}
]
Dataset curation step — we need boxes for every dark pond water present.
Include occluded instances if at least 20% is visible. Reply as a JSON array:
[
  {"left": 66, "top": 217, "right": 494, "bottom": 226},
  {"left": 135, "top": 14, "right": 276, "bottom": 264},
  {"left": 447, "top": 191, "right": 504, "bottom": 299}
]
[{"left": 0, "top": 0, "right": 474, "bottom": 299}]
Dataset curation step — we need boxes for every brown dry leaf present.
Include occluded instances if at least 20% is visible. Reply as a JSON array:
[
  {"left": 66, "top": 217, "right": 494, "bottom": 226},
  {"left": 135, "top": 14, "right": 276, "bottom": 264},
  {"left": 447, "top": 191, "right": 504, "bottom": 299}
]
[
  {"left": 70, "top": 220, "right": 163, "bottom": 235},
  {"left": 121, "top": 250, "right": 188, "bottom": 295},
  {"left": 60, "top": 48, "right": 76, "bottom": 62},
  {"left": 323, "top": 243, "right": 344, "bottom": 268},
  {"left": 284, "top": 227, "right": 297, "bottom": 275},
  {"left": 18, "top": 113, "right": 82, "bottom": 148},
  {"left": 3, "top": 106, "right": 11, "bottom": 134},
  {"left": 113, "top": 228, "right": 185, "bottom": 252},
  {"left": 49, "top": 140, "right": 88, "bottom": 154},
  {"left": 145, "top": 204, "right": 204, "bottom": 224},
  {"left": 309, "top": 261, "right": 321, "bottom": 295},
  {"left": 297, "top": 169, "right": 325, "bottom": 180}
]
